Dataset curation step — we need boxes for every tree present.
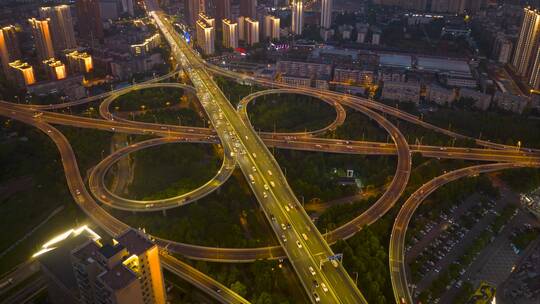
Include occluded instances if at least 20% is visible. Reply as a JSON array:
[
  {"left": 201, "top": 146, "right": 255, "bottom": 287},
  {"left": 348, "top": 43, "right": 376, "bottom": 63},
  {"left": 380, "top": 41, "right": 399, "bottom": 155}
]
[{"left": 230, "top": 281, "right": 247, "bottom": 297}]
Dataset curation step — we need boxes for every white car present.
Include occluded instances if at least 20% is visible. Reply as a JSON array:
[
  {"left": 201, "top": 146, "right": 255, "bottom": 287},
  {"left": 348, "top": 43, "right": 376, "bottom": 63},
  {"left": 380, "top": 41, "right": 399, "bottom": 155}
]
[
  {"left": 270, "top": 181, "right": 275, "bottom": 188},
  {"left": 313, "top": 292, "right": 320, "bottom": 302},
  {"left": 263, "top": 192, "right": 268, "bottom": 198},
  {"left": 264, "top": 184, "right": 269, "bottom": 190},
  {"left": 284, "top": 205, "right": 290, "bottom": 212},
  {"left": 321, "top": 283, "right": 328, "bottom": 292},
  {"left": 309, "top": 266, "right": 316, "bottom": 276},
  {"left": 281, "top": 223, "right": 287, "bottom": 230},
  {"left": 281, "top": 234, "right": 287, "bottom": 242}
]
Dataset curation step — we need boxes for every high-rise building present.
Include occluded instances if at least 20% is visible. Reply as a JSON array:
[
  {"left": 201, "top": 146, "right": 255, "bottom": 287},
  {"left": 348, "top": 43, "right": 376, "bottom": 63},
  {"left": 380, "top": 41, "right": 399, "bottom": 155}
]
[
  {"left": 264, "top": 15, "right": 280, "bottom": 40},
  {"left": 9, "top": 60, "right": 35, "bottom": 87},
  {"left": 65, "top": 50, "right": 93, "bottom": 73},
  {"left": 196, "top": 19, "right": 215, "bottom": 54},
  {"left": 39, "top": 5, "right": 77, "bottom": 52},
  {"left": 222, "top": 18, "right": 238, "bottom": 49},
  {"left": 0, "top": 25, "right": 21, "bottom": 75},
  {"left": 320, "top": 0, "right": 332, "bottom": 29},
  {"left": 72, "top": 229, "right": 166, "bottom": 304},
  {"left": 238, "top": 16, "right": 245, "bottom": 40},
  {"left": 199, "top": 12, "right": 215, "bottom": 27},
  {"left": 76, "top": 0, "right": 104, "bottom": 41},
  {"left": 214, "top": 0, "right": 231, "bottom": 22},
  {"left": 244, "top": 17, "right": 259, "bottom": 45},
  {"left": 185, "top": 0, "right": 207, "bottom": 26},
  {"left": 512, "top": 7, "right": 540, "bottom": 89},
  {"left": 240, "top": 0, "right": 256, "bottom": 18},
  {"left": 43, "top": 58, "right": 67, "bottom": 80},
  {"left": 28, "top": 18, "right": 55, "bottom": 61},
  {"left": 291, "top": 0, "right": 303, "bottom": 35},
  {"left": 121, "top": 0, "right": 134, "bottom": 16}
]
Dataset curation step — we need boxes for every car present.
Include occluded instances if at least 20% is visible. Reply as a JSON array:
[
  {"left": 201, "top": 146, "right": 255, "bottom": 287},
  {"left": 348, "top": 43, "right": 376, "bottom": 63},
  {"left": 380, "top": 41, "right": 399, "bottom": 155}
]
[
  {"left": 252, "top": 166, "right": 257, "bottom": 172},
  {"left": 296, "top": 241, "right": 302, "bottom": 248},
  {"left": 321, "top": 282, "right": 328, "bottom": 292},
  {"left": 75, "top": 189, "right": 81, "bottom": 195},
  {"left": 252, "top": 153, "right": 257, "bottom": 158},
  {"left": 216, "top": 288, "right": 221, "bottom": 293},
  {"left": 288, "top": 202, "right": 295, "bottom": 210},
  {"left": 267, "top": 170, "right": 272, "bottom": 176},
  {"left": 287, "top": 223, "right": 291, "bottom": 229},
  {"left": 309, "top": 266, "right": 316, "bottom": 275},
  {"left": 284, "top": 205, "right": 290, "bottom": 212},
  {"left": 331, "top": 260, "right": 339, "bottom": 268},
  {"left": 313, "top": 292, "right": 320, "bottom": 302},
  {"left": 281, "top": 223, "right": 287, "bottom": 230},
  {"left": 264, "top": 184, "right": 269, "bottom": 190},
  {"left": 270, "top": 181, "right": 275, "bottom": 188},
  {"left": 270, "top": 214, "right": 276, "bottom": 221},
  {"left": 281, "top": 234, "right": 287, "bottom": 242},
  {"left": 263, "top": 192, "right": 268, "bottom": 198},
  {"left": 313, "top": 280, "right": 319, "bottom": 287},
  {"left": 302, "top": 233, "right": 308, "bottom": 240}
]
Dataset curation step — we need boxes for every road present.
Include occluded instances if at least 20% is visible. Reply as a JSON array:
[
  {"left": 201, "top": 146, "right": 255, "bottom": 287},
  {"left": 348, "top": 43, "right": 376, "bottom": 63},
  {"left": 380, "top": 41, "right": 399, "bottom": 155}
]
[
  {"left": 148, "top": 4, "right": 368, "bottom": 302},
  {"left": 88, "top": 137, "right": 235, "bottom": 211}
]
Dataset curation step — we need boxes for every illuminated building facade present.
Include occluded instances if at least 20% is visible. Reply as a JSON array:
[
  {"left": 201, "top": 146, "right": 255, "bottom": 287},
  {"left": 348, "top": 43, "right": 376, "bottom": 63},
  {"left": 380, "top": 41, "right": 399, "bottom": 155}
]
[
  {"left": 264, "top": 15, "right": 280, "bottom": 40},
  {"left": 185, "top": 0, "right": 205, "bottom": 26},
  {"left": 130, "top": 33, "right": 161, "bottom": 56},
  {"left": 9, "top": 60, "right": 36, "bottom": 87},
  {"left": 39, "top": 5, "right": 77, "bottom": 52},
  {"left": 198, "top": 12, "right": 215, "bottom": 28},
  {"left": 291, "top": 0, "right": 303, "bottom": 35},
  {"left": 65, "top": 50, "right": 93, "bottom": 73},
  {"left": 214, "top": 0, "right": 231, "bottom": 22},
  {"left": 196, "top": 19, "right": 215, "bottom": 55},
  {"left": 244, "top": 17, "right": 259, "bottom": 46},
  {"left": 222, "top": 19, "right": 238, "bottom": 49},
  {"left": 43, "top": 58, "right": 67, "bottom": 80},
  {"left": 0, "top": 25, "right": 21, "bottom": 75},
  {"left": 512, "top": 7, "right": 540, "bottom": 90},
  {"left": 28, "top": 18, "right": 55, "bottom": 61},
  {"left": 320, "top": 0, "right": 332, "bottom": 29},
  {"left": 71, "top": 229, "right": 166, "bottom": 304}
]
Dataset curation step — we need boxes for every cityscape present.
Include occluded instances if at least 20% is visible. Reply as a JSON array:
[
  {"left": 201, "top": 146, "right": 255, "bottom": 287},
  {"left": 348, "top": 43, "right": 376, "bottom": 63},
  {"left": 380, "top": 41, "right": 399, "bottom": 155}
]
[{"left": 1, "top": 0, "right": 540, "bottom": 303}]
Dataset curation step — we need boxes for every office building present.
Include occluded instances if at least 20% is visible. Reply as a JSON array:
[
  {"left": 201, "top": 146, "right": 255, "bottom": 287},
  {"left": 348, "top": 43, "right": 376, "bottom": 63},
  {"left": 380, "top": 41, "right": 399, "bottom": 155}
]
[
  {"left": 512, "top": 7, "right": 540, "bottom": 79},
  {"left": 240, "top": 0, "right": 256, "bottom": 18},
  {"left": 0, "top": 25, "right": 21, "bottom": 75},
  {"left": 320, "top": 0, "right": 332, "bottom": 29},
  {"left": 9, "top": 60, "right": 35, "bottom": 87},
  {"left": 28, "top": 18, "right": 55, "bottom": 61},
  {"left": 196, "top": 19, "right": 215, "bottom": 54},
  {"left": 39, "top": 5, "right": 77, "bottom": 52},
  {"left": 185, "top": 0, "right": 205, "bottom": 26},
  {"left": 264, "top": 15, "right": 280, "bottom": 40},
  {"left": 244, "top": 17, "right": 259, "bottom": 45},
  {"left": 222, "top": 19, "right": 238, "bottom": 49},
  {"left": 291, "top": 0, "right": 303, "bottom": 35},
  {"left": 43, "top": 58, "right": 67, "bottom": 80},
  {"left": 65, "top": 50, "right": 93, "bottom": 73},
  {"left": 76, "top": 0, "right": 104, "bottom": 41},
  {"left": 72, "top": 229, "right": 166, "bottom": 304}
]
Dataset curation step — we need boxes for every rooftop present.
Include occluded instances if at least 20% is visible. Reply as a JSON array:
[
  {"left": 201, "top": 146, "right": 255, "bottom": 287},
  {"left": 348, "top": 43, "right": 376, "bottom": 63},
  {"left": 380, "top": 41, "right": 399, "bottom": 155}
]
[
  {"left": 379, "top": 53, "right": 412, "bottom": 69},
  {"left": 98, "top": 263, "right": 138, "bottom": 291},
  {"left": 116, "top": 229, "right": 154, "bottom": 256}
]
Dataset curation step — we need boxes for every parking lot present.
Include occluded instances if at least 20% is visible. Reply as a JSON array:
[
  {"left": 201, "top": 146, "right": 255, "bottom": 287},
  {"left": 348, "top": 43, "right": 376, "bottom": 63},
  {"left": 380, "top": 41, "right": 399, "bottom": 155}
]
[{"left": 406, "top": 185, "right": 539, "bottom": 303}]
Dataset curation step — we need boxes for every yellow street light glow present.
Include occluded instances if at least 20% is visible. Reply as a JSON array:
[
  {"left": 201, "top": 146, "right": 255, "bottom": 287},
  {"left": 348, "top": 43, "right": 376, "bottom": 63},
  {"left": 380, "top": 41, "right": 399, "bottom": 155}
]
[{"left": 32, "top": 225, "right": 101, "bottom": 258}]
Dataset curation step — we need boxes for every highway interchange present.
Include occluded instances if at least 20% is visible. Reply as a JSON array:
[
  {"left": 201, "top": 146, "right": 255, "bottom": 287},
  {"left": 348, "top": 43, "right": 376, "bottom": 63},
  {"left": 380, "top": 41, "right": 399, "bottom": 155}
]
[{"left": 1, "top": 1, "right": 540, "bottom": 302}]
